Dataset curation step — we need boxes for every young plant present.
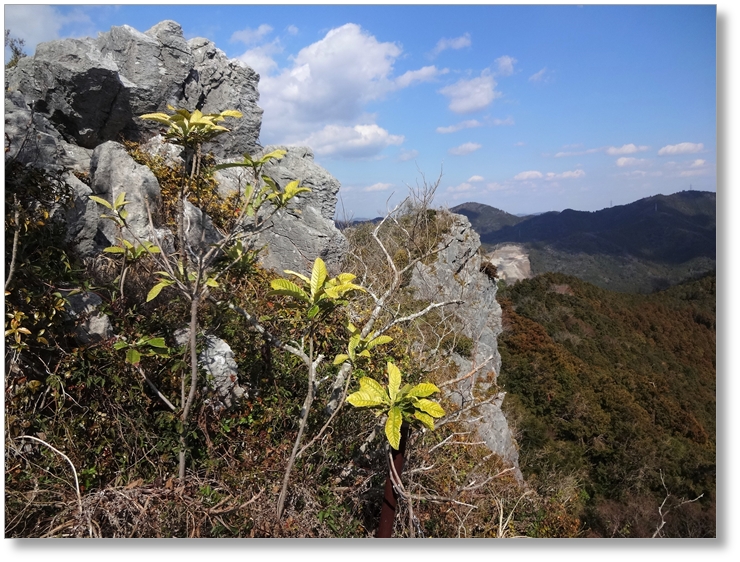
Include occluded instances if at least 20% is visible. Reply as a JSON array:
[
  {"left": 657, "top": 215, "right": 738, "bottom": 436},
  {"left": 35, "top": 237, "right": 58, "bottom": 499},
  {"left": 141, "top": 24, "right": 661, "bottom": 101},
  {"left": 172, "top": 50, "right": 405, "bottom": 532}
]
[
  {"left": 347, "top": 361, "right": 445, "bottom": 450},
  {"left": 333, "top": 320, "right": 393, "bottom": 366},
  {"left": 268, "top": 257, "right": 366, "bottom": 518}
]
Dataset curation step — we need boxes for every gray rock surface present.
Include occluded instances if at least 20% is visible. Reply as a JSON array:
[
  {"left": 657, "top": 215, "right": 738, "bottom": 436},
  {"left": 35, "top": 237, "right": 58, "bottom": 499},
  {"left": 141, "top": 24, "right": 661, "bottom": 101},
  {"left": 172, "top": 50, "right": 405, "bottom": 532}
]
[
  {"left": 410, "top": 214, "right": 521, "bottom": 478},
  {"left": 90, "top": 141, "right": 164, "bottom": 247},
  {"left": 173, "top": 329, "right": 247, "bottom": 410},
  {"left": 62, "top": 290, "right": 113, "bottom": 344},
  {"left": 6, "top": 21, "right": 261, "bottom": 155},
  {"left": 487, "top": 244, "right": 532, "bottom": 285},
  {"left": 256, "top": 146, "right": 348, "bottom": 274}
]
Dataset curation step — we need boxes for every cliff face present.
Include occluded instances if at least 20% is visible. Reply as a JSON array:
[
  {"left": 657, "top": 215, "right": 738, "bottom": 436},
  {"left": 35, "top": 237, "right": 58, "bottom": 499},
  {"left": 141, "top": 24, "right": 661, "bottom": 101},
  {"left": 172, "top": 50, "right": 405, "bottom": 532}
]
[
  {"left": 410, "top": 215, "right": 521, "bottom": 476},
  {"left": 5, "top": 20, "right": 517, "bottom": 474}
]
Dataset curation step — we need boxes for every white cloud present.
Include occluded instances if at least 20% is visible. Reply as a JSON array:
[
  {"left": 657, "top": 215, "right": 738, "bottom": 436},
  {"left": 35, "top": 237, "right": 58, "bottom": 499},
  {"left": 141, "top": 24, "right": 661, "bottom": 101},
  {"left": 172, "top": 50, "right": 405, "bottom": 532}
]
[
  {"left": 231, "top": 24, "right": 273, "bottom": 45},
  {"left": 559, "top": 169, "right": 586, "bottom": 179},
  {"left": 606, "top": 143, "right": 649, "bottom": 155},
  {"left": 514, "top": 171, "right": 543, "bottom": 180},
  {"left": 658, "top": 142, "right": 704, "bottom": 155},
  {"left": 257, "top": 23, "right": 430, "bottom": 146},
  {"left": 436, "top": 120, "right": 482, "bottom": 134},
  {"left": 529, "top": 67, "right": 548, "bottom": 83},
  {"left": 486, "top": 182, "right": 507, "bottom": 192},
  {"left": 237, "top": 41, "right": 282, "bottom": 76},
  {"left": 468, "top": 175, "right": 485, "bottom": 182},
  {"left": 495, "top": 55, "right": 517, "bottom": 76},
  {"left": 545, "top": 169, "right": 585, "bottom": 180},
  {"left": 395, "top": 65, "right": 447, "bottom": 89},
  {"left": 398, "top": 149, "right": 419, "bottom": 162},
  {"left": 514, "top": 141, "right": 526, "bottom": 147},
  {"left": 491, "top": 116, "right": 515, "bottom": 126},
  {"left": 439, "top": 69, "right": 500, "bottom": 114},
  {"left": 299, "top": 124, "right": 403, "bottom": 159},
  {"left": 4, "top": 4, "right": 94, "bottom": 53},
  {"left": 431, "top": 33, "right": 471, "bottom": 56},
  {"left": 286, "top": 25, "right": 299, "bottom": 36},
  {"left": 691, "top": 159, "right": 707, "bottom": 167},
  {"left": 446, "top": 182, "right": 477, "bottom": 193},
  {"left": 364, "top": 182, "right": 393, "bottom": 192},
  {"left": 448, "top": 142, "right": 482, "bottom": 156},
  {"left": 679, "top": 169, "right": 708, "bottom": 177},
  {"left": 555, "top": 147, "right": 601, "bottom": 158},
  {"left": 616, "top": 157, "right": 649, "bottom": 167}
]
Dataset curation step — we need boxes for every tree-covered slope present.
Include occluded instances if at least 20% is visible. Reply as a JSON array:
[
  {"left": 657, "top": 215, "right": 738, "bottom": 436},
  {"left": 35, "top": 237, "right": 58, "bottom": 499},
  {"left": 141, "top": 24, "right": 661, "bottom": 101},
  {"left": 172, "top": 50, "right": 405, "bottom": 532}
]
[
  {"left": 497, "top": 271, "right": 716, "bottom": 537},
  {"left": 467, "top": 191, "right": 716, "bottom": 293}
]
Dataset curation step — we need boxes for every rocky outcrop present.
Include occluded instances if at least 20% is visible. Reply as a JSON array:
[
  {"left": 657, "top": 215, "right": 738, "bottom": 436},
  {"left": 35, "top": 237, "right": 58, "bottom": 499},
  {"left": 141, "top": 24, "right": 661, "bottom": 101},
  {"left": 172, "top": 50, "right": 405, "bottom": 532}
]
[
  {"left": 62, "top": 290, "right": 113, "bottom": 344},
  {"left": 6, "top": 20, "right": 345, "bottom": 276},
  {"left": 410, "top": 214, "right": 521, "bottom": 478},
  {"left": 7, "top": 20, "right": 261, "bottom": 157},
  {"left": 255, "top": 146, "right": 349, "bottom": 274}
]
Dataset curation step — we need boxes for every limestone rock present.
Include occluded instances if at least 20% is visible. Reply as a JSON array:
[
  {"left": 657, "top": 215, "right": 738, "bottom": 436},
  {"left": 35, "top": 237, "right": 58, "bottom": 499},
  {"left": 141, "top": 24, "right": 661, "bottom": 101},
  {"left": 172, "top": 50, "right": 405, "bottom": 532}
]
[
  {"left": 90, "top": 141, "right": 164, "bottom": 247},
  {"left": 410, "top": 214, "right": 521, "bottom": 478},
  {"left": 6, "top": 21, "right": 261, "bottom": 155},
  {"left": 62, "top": 290, "right": 113, "bottom": 344},
  {"left": 255, "top": 146, "right": 348, "bottom": 274}
]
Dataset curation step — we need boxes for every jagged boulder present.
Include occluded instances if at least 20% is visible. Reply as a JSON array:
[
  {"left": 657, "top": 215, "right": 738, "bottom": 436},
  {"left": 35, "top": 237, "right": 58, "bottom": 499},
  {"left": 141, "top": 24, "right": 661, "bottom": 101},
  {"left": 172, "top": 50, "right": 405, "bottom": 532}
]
[
  {"left": 255, "top": 146, "right": 349, "bottom": 274},
  {"left": 410, "top": 214, "right": 521, "bottom": 478},
  {"left": 89, "top": 141, "right": 167, "bottom": 250},
  {"left": 62, "top": 290, "right": 113, "bottom": 344},
  {"left": 6, "top": 20, "right": 261, "bottom": 156}
]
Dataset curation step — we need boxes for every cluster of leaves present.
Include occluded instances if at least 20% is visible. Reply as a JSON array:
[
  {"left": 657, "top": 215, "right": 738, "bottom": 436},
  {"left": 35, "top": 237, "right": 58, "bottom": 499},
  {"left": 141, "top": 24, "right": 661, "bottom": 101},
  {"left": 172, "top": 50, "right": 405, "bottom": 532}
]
[{"left": 497, "top": 271, "right": 716, "bottom": 537}]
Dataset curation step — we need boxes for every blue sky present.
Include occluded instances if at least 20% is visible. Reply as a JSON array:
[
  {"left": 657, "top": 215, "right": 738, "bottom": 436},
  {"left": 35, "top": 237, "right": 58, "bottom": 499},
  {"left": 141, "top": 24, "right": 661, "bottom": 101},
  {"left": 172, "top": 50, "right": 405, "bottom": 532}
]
[{"left": 3, "top": 2, "right": 718, "bottom": 218}]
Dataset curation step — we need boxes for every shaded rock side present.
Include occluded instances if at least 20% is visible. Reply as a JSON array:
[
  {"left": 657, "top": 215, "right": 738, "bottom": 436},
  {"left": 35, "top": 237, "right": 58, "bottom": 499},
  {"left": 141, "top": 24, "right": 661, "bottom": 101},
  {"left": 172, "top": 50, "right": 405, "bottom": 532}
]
[{"left": 410, "top": 214, "right": 521, "bottom": 477}]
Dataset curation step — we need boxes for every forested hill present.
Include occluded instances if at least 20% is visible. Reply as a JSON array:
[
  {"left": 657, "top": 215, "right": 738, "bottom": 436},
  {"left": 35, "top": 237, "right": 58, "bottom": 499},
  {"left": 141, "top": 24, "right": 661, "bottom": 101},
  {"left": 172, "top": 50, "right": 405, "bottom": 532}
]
[
  {"left": 497, "top": 270, "right": 716, "bottom": 537},
  {"left": 454, "top": 191, "right": 716, "bottom": 293},
  {"left": 450, "top": 201, "right": 527, "bottom": 237}
]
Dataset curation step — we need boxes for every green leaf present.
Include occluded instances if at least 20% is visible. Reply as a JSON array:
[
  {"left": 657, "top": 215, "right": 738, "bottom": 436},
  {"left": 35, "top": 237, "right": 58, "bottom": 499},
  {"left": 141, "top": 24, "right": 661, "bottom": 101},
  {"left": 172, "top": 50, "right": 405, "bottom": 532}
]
[
  {"left": 126, "top": 348, "right": 141, "bottom": 365},
  {"left": 407, "top": 382, "right": 440, "bottom": 398},
  {"left": 283, "top": 269, "right": 310, "bottom": 284},
  {"left": 103, "top": 246, "right": 126, "bottom": 254},
  {"left": 413, "top": 411, "right": 436, "bottom": 431},
  {"left": 310, "top": 258, "right": 328, "bottom": 300},
  {"left": 367, "top": 335, "right": 393, "bottom": 350},
  {"left": 147, "top": 337, "right": 167, "bottom": 348},
  {"left": 146, "top": 281, "right": 171, "bottom": 302},
  {"left": 358, "top": 377, "right": 389, "bottom": 404},
  {"left": 333, "top": 354, "right": 350, "bottom": 366},
  {"left": 387, "top": 362, "right": 402, "bottom": 403},
  {"left": 257, "top": 149, "right": 287, "bottom": 164},
  {"left": 89, "top": 195, "right": 113, "bottom": 210},
  {"left": 113, "top": 341, "right": 128, "bottom": 350},
  {"left": 205, "top": 277, "right": 219, "bottom": 288},
  {"left": 414, "top": 398, "right": 445, "bottom": 418},
  {"left": 113, "top": 191, "right": 127, "bottom": 210},
  {"left": 347, "top": 390, "right": 386, "bottom": 409},
  {"left": 385, "top": 407, "right": 403, "bottom": 450},
  {"left": 306, "top": 304, "right": 320, "bottom": 319},
  {"left": 119, "top": 208, "right": 129, "bottom": 221},
  {"left": 269, "top": 278, "right": 308, "bottom": 301}
]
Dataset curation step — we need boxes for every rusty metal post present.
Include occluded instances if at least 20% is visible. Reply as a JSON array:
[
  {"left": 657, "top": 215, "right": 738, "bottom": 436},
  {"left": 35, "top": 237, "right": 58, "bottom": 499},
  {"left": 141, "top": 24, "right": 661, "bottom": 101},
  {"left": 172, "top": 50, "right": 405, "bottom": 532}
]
[{"left": 376, "top": 422, "right": 410, "bottom": 538}]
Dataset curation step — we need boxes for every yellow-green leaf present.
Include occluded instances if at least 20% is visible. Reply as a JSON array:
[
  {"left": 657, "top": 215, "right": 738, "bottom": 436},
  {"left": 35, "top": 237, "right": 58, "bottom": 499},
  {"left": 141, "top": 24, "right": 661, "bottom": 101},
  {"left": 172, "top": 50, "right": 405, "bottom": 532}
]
[
  {"left": 333, "top": 354, "right": 350, "bottom": 366},
  {"left": 89, "top": 195, "right": 113, "bottom": 210},
  {"left": 126, "top": 348, "right": 141, "bottom": 365},
  {"left": 347, "top": 390, "right": 386, "bottom": 408},
  {"left": 387, "top": 362, "right": 402, "bottom": 403},
  {"left": 367, "top": 335, "right": 393, "bottom": 350},
  {"left": 414, "top": 398, "right": 445, "bottom": 418},
  {"left": 407, "top": 382, "right": 440, "bottom": 399},
  {"left": 283, "top": 269, "right": 310, "bottom": 285},
  {"left": 385, "top": 407, "right": 403, "bottom": 450},
  {"left": 269, "top": 278, "right": 308, "bottom": 301},
  {"left": 358, "top": 377, "right": 389, "bottom": 404},
  {"left": 310, "top": 258, "right": 328, "bottom": 299},
  {"left": 146, "top": 281, "right": 171, "bottom": 302},
  {"left": 103, "top": 246, "right": 126, "bottom": 254},
  {"left": 413, "top": 411, "right": 436, "bottom": 431}
]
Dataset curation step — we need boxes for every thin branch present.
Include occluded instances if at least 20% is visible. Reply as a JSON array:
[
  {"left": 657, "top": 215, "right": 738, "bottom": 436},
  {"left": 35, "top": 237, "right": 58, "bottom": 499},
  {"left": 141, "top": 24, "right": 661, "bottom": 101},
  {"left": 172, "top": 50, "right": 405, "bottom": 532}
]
[
  {"left": 135, "top": 365, "right": 176, "bottom": 411},
  {"left": 16, "top": 436, "right": 83, "bottom": 519}
]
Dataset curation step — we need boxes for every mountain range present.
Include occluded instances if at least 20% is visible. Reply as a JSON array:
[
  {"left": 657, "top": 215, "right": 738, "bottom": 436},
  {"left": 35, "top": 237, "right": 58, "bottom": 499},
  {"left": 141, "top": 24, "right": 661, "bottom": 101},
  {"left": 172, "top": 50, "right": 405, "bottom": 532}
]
[{"left": 452, "top": 190, "right": 716, "bottom": 293}]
